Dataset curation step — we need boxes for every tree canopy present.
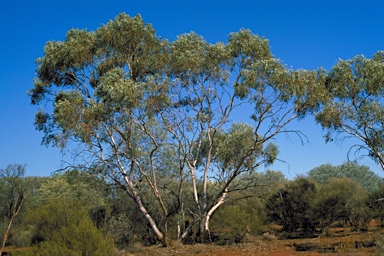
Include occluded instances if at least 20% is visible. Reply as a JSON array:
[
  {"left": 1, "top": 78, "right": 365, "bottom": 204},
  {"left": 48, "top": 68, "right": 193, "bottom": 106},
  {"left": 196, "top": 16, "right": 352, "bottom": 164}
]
[
  {"left": 29, "top": 13, "right": 328, "bottom": 245},
  {"left": 316, "top": 52, "right": 384, "bottom": 169}
]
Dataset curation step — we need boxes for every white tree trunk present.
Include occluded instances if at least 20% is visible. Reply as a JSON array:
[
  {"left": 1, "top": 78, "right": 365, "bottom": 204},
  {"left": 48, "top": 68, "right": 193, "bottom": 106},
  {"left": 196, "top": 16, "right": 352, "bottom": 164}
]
[
  {"left": 125, "top": 177, "right": 164, "bottom": 241},
  {"left": 204, "top": 188, "right": 228, "bottom": 231}
]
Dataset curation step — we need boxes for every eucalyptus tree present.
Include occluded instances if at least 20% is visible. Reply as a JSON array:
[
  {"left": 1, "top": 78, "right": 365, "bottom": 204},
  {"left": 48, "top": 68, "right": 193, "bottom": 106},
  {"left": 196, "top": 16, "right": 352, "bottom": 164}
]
[
  {"left": 166, "top": 30, "right": 326, "bottom": 240},
  {"left": 29, "top": 13, "right": 177, "bottom": 246},
  {"left": 29, "top": 13, "right": 326, "bottom": 244},
  {"left": 316, "top": 52, "right": 384, "bottom": 170}
]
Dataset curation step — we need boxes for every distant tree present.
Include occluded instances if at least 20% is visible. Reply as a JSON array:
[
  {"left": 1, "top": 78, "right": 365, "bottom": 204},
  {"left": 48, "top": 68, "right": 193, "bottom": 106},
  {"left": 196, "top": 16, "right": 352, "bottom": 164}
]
[
  {"left": 33, "top": 171, "right": 107, "bottom": 208},
  {"left": 316, "top": 52, "right": 384, "bottom": 170},
  {"left": 0, "top": 164, "right": 31, "bottom": 255},
  {"left": 314, "top": 177, "right": 371, "bottom": 231},
  {"left": 232, "top": 170, "right": 287, "bottom": 200},
  {"left": 307, "top": 162, "right": 382, "bottom": 192},
  {"left": 265, "top": 177, "right": 317, "bottom": 232}
]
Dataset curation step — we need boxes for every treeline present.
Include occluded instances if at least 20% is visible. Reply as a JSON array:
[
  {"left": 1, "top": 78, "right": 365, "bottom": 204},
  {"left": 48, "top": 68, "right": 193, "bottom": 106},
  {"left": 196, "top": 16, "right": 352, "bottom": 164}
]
[{"left": 1, "top": 162, "right": 383, "bottom": 254}]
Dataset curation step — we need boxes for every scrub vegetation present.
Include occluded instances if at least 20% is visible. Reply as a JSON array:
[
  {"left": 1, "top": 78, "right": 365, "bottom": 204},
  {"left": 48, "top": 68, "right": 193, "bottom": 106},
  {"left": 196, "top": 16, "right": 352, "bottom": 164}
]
[
  {"left": 1, "top": 163, "right": 384, "bottom": 255},
  {"left": 2, "top": 13, "right": 384, "bottom": 255}
]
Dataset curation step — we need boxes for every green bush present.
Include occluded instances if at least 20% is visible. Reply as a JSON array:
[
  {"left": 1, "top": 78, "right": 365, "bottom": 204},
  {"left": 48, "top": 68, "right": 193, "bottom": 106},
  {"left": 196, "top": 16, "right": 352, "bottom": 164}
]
[
  {"left": 14, "top": 199, "right": 115, "bottom": 256},
  {"left": 314, "top": 177, "right": 371, "bottom": 231},
  {"left": 265, "top": 177, "right": 318, "bottom": 232},
  {"left": 27, "top": 221, "right": 115, "bottom": 256},
  {"left": 209, "top": 197, "right": 267, "bottom": 244}
]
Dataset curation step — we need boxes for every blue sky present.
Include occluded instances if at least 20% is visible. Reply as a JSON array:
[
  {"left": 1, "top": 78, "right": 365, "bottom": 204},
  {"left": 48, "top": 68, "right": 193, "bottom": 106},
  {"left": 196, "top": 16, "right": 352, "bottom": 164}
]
[{"left": 1, "top": 0, "right": 384, "bottom": 177}]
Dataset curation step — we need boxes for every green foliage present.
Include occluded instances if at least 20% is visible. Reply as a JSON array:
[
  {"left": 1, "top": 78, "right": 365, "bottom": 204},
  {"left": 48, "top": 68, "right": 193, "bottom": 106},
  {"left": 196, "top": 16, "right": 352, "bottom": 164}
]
[
  {"left": 316, "top": 51, "right": 384, "bottom": 169},
  {"left": 266, "top": 175, "right": 373, "bottom": 233},
  {"left": 13, "top": 20, "right": 384, "bottom": 240},
  {"left": 0, "top": 164, "right": 27, "bottom": 217},
  {"left": 197, "top": 123, "right": 278, "bottom": 173},
  {"left": 107, "top": 213, "right": 134, "bottom": 247},
  {"left": 211, "top": 197, "right": 267, "bottom": 237},
  {"left": 18, "top": 199, "right": 115, "bottom": 255},
  {"left": 307, "top": 162, "right": 382, "bottom": 192},
  {"left": 0, "top": 164, "right": 34, "bottom": 253},
  {"left": 40, "top": 171, "right": 107, "bottom": 206},
  {"left": 265, "top": 177, "right": 317, "bottom": 232},
  {"left": 262, "top": 172, "right": 376, "bottom": 234},
  {"left": 28, "top": 12, "right": 328, "bottom": 243},
  {"left": 230, "top": 170, "right": 287, "bottom": 202},
  {"left": 171, "top": 32, "right": 228, "bottom": 76},
  {"left": 209, "top": 205, "right": 251, "bottom": 244},
  {"left": 29, "top": 13, "right": 169, "bottom": 147},
  {"left": 105, "top": 190, "right": 153, "bottom": 247},
  {"left": 19, "top": 221, "right": 115, "bottom": 256},
  {"left": 314, "top": 177, "right": 371, "bottom": 230}
]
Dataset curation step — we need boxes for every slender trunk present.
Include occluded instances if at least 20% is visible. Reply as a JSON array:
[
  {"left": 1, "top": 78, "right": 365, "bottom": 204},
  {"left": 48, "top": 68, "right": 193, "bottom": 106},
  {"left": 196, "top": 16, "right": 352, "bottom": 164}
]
[
  {"left": 134, "top": 193, "right": 164, "bottom": 241},
  {"left": 126, "top": 178, "right": 164, "bottom": 242},
  {"left": 177, "top": 217, "right": 181, "bottom": 239},
  {"left": 193, "top": 189, "right": 229, "bottom": 243},
  {"left": 202, "top": 129, "right": 213, "bottom": 210},
  {"left": 177, "top": 203, "right": 185, "bottom": 239},
  {"left": 204, "top": 188, "right": 228, "bottom": 232},
  {"left": 1, "top": 195, "right": 25, "bottom": 255},
  {"left": 189, "top": 165, "right": 201, "bottom": 213},
  {"left": 116, "top": 144, "right": 166, "bottom": 245},
  {"left": 0, "top": 216, "right": 12, "bottom": 255}
]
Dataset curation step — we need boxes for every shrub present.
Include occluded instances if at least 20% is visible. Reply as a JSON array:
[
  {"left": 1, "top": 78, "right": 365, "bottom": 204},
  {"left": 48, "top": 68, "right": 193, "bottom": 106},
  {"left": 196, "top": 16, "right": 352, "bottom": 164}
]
[
  {"left": 265, "top": 177, "right": 317, "bottom": 232},
  {"left": 14, "top": 199, "right": 115, "bottom": 256},
  {"left": 209, "top": 197, "right": 267, "bottom": 244},
  {"left": 314, "top": 177, "right": 371, "bottom": 231}
]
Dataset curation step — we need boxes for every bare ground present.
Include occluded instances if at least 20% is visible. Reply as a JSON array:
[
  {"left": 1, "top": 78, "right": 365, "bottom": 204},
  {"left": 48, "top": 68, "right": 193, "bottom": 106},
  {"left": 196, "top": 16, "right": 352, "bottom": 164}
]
[{"left": 125, "top": 226, "right": 384, "bottom": 256}]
